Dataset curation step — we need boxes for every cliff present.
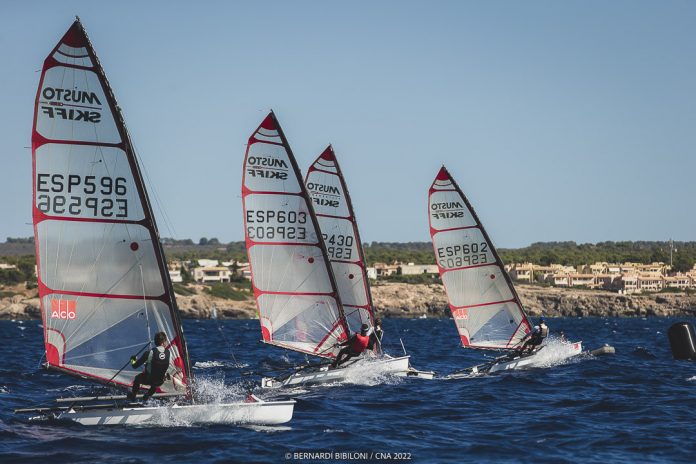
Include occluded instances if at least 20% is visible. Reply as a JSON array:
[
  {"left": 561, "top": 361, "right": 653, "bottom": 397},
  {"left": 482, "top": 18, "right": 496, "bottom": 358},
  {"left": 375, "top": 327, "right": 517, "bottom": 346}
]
[{"left": 3, "top": 283, "right": 696, "bottom": 320}]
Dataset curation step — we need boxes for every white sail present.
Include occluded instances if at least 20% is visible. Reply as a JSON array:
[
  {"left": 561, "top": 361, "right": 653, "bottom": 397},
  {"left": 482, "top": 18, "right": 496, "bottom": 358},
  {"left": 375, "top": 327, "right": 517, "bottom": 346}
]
[
  {"left": 305, "top": 146, "right": 375, "bottom": 334},
  {"left": 428, "top": 167, "right": 531, "bottom": 349},
  {"left": 32, "top": 20, "right": 190, "bottom": 391},
  {"left": 242, "top": 113, "right": 348, "bottom": 358}
]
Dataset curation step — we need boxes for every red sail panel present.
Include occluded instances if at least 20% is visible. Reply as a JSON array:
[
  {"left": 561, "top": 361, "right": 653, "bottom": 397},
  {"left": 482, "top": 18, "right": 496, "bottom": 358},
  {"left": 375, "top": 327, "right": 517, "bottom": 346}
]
[
  {"left": 32, "top": 20, "right": 190, "bottom": 391},
  {"left": 305, "top": 146, "right": 375, "bottom": 335},
  {"left": 242, "top": 113, "right": 348, "bottom": 358},
  {"left": 428, "top": 166, "right": 531, "bottom": 349}
]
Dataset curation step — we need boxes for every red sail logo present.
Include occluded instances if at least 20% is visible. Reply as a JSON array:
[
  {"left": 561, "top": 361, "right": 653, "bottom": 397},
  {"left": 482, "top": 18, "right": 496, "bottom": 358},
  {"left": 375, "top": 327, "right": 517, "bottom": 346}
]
[
  {"left": 452, "top": 308, "right": 469, "bottom": 320},
  {"left": 51, "top": 299, "right": 76, "bottom": 320}
]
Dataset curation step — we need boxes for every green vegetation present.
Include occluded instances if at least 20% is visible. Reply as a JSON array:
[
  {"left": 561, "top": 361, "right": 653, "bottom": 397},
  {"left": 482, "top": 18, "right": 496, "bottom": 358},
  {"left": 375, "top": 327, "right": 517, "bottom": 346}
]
[
  {"left": 172, "top": 283, "right": 196, "bottom": 296},
  {"left": 377, "top": 273, "right": 442, "bottom": 285},
  {"left": 3, "top": 238, "right": 696, "bottom": 287},
  {"left": 363, "top": 242, "right": 435, "bottom": 266},
  {"left": 361, "top": 241, "right": 696, "bottom": 273},
  {"left": 204, "top": 283, "right": 250, "bottom": 301},
  {"left": 498, "top": 241, "right": 695, "bottom": 273},
  {"left": 0, "top": 255, "right": 37, "bottom": 286}
]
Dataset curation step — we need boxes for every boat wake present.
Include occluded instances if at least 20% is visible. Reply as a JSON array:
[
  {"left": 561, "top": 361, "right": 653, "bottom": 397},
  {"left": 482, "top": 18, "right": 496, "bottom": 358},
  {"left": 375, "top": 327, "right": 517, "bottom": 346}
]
[
  {"left": 528, "top": 338, "right": 585, "bottom": 369},
  {"left": 329, "top": 357, "right": 404, "bottom": 387},
  {"left": 193, "top": 360, "right": 249, "bottom": 369},
  {"left": 191, "top": 377, "right": 250, "bottom": 404}
]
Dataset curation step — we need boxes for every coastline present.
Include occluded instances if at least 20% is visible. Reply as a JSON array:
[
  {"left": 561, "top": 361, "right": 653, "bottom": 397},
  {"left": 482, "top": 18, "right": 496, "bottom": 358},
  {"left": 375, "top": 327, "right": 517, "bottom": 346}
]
[{"left": 2, "top": 283, "right": 695, "bottom": 320}]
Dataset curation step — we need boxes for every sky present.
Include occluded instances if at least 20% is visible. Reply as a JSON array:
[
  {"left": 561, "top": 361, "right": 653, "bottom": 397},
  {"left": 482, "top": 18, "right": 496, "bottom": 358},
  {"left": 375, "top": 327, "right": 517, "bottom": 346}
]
[{"left": 1, "top": 1, "right": 695, "bottom": 248}]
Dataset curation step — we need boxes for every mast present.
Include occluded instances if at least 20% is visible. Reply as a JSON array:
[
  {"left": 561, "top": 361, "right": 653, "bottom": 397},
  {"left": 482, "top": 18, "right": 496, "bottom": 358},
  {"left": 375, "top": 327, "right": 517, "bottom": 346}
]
[
  {"left": 305, "top": 146, "right": 376, "bottom": 334},
  {"left": 428, "top": 166, "right": 531, "bottom": 350},
  {"left": 242, "top": 112, "right": 349, "bottom": 359},
  {"left": 32, "top": 19, "right": 191, "bottom": 390}
]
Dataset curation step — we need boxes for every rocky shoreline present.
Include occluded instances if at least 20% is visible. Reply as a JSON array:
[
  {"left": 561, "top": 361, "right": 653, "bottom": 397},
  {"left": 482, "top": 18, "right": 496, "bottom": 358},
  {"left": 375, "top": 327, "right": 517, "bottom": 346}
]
[{"left": 2, "top": 283, "right": 696, "bottom": 320}]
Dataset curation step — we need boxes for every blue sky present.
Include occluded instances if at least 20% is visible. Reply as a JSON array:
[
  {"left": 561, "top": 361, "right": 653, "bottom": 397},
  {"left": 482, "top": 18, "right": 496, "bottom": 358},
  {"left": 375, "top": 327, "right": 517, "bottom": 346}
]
[{"left": 1, "top": 1, "right": 695, "bottom": 248}]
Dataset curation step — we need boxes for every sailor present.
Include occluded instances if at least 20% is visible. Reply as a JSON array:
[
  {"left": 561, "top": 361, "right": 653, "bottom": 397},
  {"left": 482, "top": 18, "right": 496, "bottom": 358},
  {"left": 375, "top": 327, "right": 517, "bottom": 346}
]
[
  {"left": 519, "top": 317, "right": 549, "bottom": 354},
  {"left": 332, "top": 323, "right": 371, "bottom": 368},
  {"left": 559, "top": 330, "right": 567, "bottom": 342},
  {"left": 368, "top": 317, "right": 384, "bottom": 352},
  {"left": 127, "top": 332, "right": 174, "bottom": 401}
]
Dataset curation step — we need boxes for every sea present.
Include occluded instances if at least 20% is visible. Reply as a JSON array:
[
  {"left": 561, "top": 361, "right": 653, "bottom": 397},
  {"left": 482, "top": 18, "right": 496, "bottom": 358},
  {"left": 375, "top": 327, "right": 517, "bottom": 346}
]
[{"left": 1, "top": 317, "right": 695, "bottom": 463}]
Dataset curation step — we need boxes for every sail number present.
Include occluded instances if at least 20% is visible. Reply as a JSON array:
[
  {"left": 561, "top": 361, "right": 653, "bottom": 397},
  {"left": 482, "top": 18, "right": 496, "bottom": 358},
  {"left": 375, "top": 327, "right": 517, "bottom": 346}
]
[
  {"left": 36, "top": 174, "right": 128, "bottom": 218},
  {"left": 246, "top": 210, "right": 308, "bottom": 240},
  {"left": 322, "top": 233, "right": 353, "bottom": 260},
  {"left": 437, "top": 242, "right": 489, "bottom": 268}
]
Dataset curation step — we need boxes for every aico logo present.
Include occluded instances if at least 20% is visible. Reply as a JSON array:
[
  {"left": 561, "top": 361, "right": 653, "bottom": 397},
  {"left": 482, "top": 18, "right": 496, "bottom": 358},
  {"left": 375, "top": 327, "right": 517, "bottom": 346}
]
[
  {"left": 246, "top": 156, "right": 288, "bottom": 179},
  {"left": 51, "top": 299, "right": 76, "bottom": 320},
  {"left": 452, "top": 308, "right": 469, "bottom": 320},
  {"left": 431, "top": 201, "right": 464, "bottom": 220}
]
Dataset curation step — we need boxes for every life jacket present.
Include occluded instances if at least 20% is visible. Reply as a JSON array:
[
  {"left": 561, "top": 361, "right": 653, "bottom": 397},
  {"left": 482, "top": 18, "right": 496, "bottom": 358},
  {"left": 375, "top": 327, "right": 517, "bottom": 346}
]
[
  {"left": 539, "top": 323, "right": 549, "bottom": 339},
  {"left": 146, "top": 346, "right": 170, "bottom": 386},
  {"left": 349, "top": 333, "right": 370, "bottom": 354}
]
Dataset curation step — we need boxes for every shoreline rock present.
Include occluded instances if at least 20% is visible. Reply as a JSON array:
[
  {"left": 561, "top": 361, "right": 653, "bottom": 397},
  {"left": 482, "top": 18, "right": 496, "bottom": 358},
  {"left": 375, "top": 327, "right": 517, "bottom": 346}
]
[{"left": 3, "top": 283, "right": 696, "bottom": 320}]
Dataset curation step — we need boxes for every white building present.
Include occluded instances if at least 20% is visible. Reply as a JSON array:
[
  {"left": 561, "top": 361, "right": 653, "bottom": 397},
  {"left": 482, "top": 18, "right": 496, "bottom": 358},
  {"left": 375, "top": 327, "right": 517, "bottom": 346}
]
[
  {"left": 192, "top": 266, "right": 231, "bottom": 283},
  {"left": 168, "top": 268, "right": 183, "bottom": 283},
  {"left": 399, "top": 263, "right": 439, "bottom": 275}
]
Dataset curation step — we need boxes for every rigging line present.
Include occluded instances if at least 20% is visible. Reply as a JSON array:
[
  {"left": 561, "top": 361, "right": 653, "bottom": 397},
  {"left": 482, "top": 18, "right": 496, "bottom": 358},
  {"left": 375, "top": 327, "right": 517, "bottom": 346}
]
[
  {"left": 54, "top": 146, "right": 77, "bottom": 339},
  {"left": 36, "top": 351, "right": 46, "bottom": 370},
  {"left": 212, "top": 311, "right": 242, "bottom": 368},
  {"left": 140, "top": 264, "right": 153, "bottom": 345},
  {"left": 105, "top": 341, "right": 150, "bottom": 386},
  {"left": 130, "top": 140, "right": 177, "bottom": 239}
]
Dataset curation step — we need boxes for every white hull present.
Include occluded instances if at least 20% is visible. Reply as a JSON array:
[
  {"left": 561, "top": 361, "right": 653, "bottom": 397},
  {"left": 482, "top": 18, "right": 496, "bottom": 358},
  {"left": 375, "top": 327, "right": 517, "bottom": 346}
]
[
  {"left": 488, "top": 341, "right": 582, "bottom": 372},
  {"left": 262, "top": 355, "right": 428, "bottom": 388},
  {"left": 451, "top": 341, "right": 583, "bottom": 377},
  {"left": 31, "top": 399, "right": 295, "bottom": 426}
]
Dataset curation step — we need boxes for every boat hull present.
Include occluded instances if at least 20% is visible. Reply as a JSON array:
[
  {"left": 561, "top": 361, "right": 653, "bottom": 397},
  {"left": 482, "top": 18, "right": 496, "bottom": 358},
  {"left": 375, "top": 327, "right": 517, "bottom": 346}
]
[
  {"left": 262, "top": 355, "right": 421, "bottom": 388},
  {"left": 487, "top": 341, "right": 583, "bottom": 373},
  {"left": 32, "top": 400, "right": 295, "bottom": 426}
]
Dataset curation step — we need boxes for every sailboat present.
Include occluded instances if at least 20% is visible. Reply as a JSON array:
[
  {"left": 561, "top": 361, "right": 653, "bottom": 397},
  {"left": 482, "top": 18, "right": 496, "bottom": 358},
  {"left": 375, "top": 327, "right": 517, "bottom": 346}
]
[
  {"left": 15, "top": 19, "right": 294, "bottom": 425},
  {"left": 304, "top": 145, "right": 433, "bottom": 377},
  {"left": 242, "top": 113, "right": 425, "bottom": 388},
  {"left": 427, "top": 167, "right": 581, "bottom": 375}
]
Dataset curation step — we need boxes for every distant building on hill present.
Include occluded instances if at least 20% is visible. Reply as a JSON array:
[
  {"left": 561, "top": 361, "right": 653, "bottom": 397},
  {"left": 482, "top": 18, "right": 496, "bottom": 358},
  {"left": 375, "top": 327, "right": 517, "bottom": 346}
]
[
  {"left": 192, "top": 266, "right": 231, "bottom": 283},
  {"left": 399, "top": 263, "right": 439, "bottom": 275},
  {"left": 508, "top": 260, "right": 689, "bottom": 294}
]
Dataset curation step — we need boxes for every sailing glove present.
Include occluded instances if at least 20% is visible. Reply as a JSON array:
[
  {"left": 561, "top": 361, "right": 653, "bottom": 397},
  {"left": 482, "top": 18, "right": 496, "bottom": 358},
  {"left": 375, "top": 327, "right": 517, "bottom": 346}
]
[{"left": 130, "top": 356, "right": 137, "bottom": 366}]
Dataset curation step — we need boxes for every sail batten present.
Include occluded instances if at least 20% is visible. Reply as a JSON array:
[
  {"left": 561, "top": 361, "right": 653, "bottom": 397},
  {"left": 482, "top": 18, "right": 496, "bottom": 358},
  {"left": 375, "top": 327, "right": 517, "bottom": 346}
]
[
  {"left": 428, "top": 166, "right": 531, "bottom": 350},
  {"left": 305, "top": 146, "right": 376, "bottom": 335},
  {"left": 242, "top": 113, "right": 348, "bottom": 359},
  {"left": 32, "top": 20, "right": 190, "bottom": 392}
]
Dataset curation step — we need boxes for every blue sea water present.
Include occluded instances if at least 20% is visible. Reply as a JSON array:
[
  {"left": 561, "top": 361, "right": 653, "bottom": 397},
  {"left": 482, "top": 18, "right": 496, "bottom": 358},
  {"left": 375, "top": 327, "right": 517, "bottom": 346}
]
[{"left": 1, "top": 317, "right": 695, "bottom": 463}]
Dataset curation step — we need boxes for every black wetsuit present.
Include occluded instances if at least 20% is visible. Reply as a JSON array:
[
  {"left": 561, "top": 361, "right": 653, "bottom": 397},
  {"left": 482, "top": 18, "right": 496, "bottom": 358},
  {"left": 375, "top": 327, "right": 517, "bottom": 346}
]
[
  {"left": 368, "top": 326, "right": 384, "bottom": 351},
  {"left": 128, "top": 346, "right": 170, "bottom": 401},
  {"left": 520, "top": 323, "right": 549, "bottom": 354}
]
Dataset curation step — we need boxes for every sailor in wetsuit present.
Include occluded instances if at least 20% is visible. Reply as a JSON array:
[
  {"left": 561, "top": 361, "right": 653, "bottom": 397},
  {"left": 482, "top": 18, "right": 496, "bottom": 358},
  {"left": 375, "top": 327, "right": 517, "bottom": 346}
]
[
  {"left": 127, "top": 332, "right": 174, "bottom": 401},
  {"left": 332, "top": 323, "right": 371, "bottom": 368},
  {"left": 518, "top": 317, "right": 549, "bottom": 355},
  {"left": 368, "top": 317, "right": 384, "bottom": 352}
]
